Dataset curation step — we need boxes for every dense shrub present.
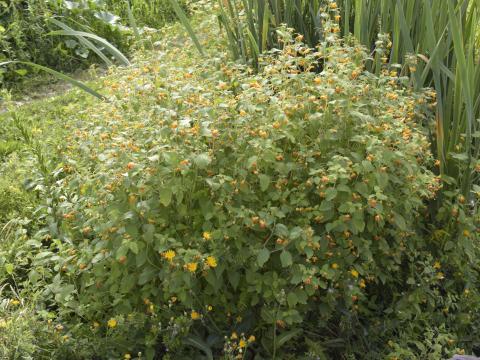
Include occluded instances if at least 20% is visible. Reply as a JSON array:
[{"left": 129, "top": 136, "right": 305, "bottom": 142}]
[
  {"left": 0, "top": 0, "right": 132, "bottom": 86},
  {"left": 105, "top": 0, "right": 189, "bottom": 29},
  {"left": 1, "top": 17, "right": 480, "bottom": 359}
]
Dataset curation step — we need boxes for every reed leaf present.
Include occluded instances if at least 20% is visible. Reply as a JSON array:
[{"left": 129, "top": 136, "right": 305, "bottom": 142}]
[{"left": 0, "top": 61, "right": 105, "bottom": 100}]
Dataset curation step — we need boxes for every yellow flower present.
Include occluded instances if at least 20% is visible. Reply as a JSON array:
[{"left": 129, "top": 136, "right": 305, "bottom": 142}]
[
  {"left": 437, "top": 272, "right": 445, "bottom": 280},
  {"left": 191, "top": 310, "right": 201, "bottom": 320},
  {"left": 187, "top": 262, "right": 198, "bottom": 273},
  {"left": 203, "top": 231, "right": 212, "bottom": 240},
  {"left": 163, "top": 250, "right": 176, "bottom": 261},
  {"left": 207, "top": 305, "right": 213, "bottom": 311},
  {"left": 359, "top": 279, "right": 366, "bottom": 288},
  {"left": 206, "top": 256, "right": 217, "bottom": 268},
  {"left": 124, "top": 354, "right": 131, "bottom": 360},
  {"left": 248, "top": 335, "right": 256, "bottom": 343},
  {"left": 93, "top": 321, "right": 100, "bottom": 328},
  {"left": 331, "top": 263, "right": 339, "bottom": 270},
  {"left": 239, "top": 339, "right": 247, "bottom": 348},
  {"left": 433, "top": 261, "right": 441, "bottom": 269},
  {"left": 350, "top": 269, "right": 359, "bottom": 278},
  {"left": 231, "top": 332, "right": 238, "bottom": 339},
  {"left": 107, "top": 318, "right": 117, "bottom": 328},
  {"left": 10, "top": 299, "right": 20, "bottom": 306}
]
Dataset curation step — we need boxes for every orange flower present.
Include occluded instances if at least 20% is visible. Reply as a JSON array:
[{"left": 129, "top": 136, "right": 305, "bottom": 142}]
[
  {"left": 191, "top": 311, "right": 201, "bottom": 320},
  {"left": 186, "top": 262, "right": 198, "bottom": 272}
]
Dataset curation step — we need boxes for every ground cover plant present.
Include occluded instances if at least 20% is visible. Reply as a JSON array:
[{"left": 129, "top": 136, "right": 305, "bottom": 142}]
[
  {"left": 0, "top": 2, "right": 480, "bottom": 360},
  {"left": 214, "top": 0, "right": 480, "bottom": 201},
  {"left": 1, "top": 10, "right": 480, "bottom": 359}
]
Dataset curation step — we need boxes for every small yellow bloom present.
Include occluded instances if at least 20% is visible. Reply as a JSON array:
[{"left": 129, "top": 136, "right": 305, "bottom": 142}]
[
  {"left": 350, "top": 269, "right": 359, "bottom": 278},
  {"left": 202, "top": 231, "right": 212, "bottom": 240},
  {"left": 433, "top": 261, "right": 441, "bottom": 269},
  {"left": 191, "top": 310, "right": 201, "bottom": 320},
  {"left": 187, "top": 262, "right": 198, "bottom": 273},
  {"left": 10, "top": 299, "right": 20, "bottom": 306},
  {"left": 93, "top": 321, "right": 100, "bottom": 328},
  {"left": 331, "top": 263, "right": 339, "bottom": 270},
  {"left": 437, "top": 272, "right": 445, "bottom": 280},
  {"left": 231, "top": 332, "right": 238, "bottom": 339},
  {"left": 359, "top": 279, "right": 366, "bottom": 288},
  {"left": 248, "top": 335, "right": 256, "bottom": 343},
  {"left": 206, "top": 256, "right": 217, "bottom": 268},
  {"left": 207, "top": 305, "right": 213, "bottom": 311},
  {"left": 239, "top": 339, "right": 247, "bottom": 348},
  {"left": 124, "top": 354, "right": 131, "bottom": 360},
  {"left": 163, "top": 250, "right": 176, "bottom": 261},
  {"left": 107, "top": 318, "right": 117, "bottom": 328}
]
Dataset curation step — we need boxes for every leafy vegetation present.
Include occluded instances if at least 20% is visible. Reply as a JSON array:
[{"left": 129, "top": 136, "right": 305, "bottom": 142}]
[
  {"left": 212, "top": 0, "right": 480, "bottom": 200},
  {"left": 0, "top": 0, "right": 186, "bottom": 88},
  {"left": 105, "top": 0, "right": 189, "bottom": 29},
  {"left": 1, "top": 1, "right": 480, "bottom": 359}
]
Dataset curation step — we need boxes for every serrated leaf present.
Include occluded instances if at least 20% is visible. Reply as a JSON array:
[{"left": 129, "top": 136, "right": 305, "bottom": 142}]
[
  {"left": 257, "top": 248, "right": 270, "bottom": 267},
  {"left": 194, "top": 153, "right": 211, "bottom": 169},
  {"left": 287, "top": 292, "right": 298, "bottom": 307},
  {"left": 159, "top": 187, "right": 173, "bottom": 206},
  {"left": 258, "top": 174, "right": 271, "bottom": 191},
  {"left": 280, "top": 250, "right": 292, "bottom": 267}
]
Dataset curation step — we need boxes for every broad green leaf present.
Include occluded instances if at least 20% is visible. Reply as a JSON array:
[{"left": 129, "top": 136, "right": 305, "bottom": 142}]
[
  {"left": 258, "top": 174, "right": 271, "bottom": 191},
  {"left": 159, "top": 187, "right": 173, "bottom": 206},
  {"left": 5, "top": 263, "right": 14, "bottom": 275},
  {"left": 194, "top": 153, "right": 212, "bottom": 169},
  {"left": 287, "top": 292, "right": 298, "bottom": 307},
  {"left": 280, "top": 250, "right": 292, "bottom": 267},
  {"left": 257, "top": 248, "right": 270, "bottom": 267}
]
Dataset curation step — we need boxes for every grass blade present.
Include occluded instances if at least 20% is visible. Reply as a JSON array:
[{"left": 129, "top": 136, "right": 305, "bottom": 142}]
[
  {"left": 0, "top": 61, "right": 106, "bottom": 100},
  {"left": 168, "top": 0, "right": 205, "bottom": 57},
  {"left": 48, "top": 29, "right": 131, "bottom": 66}
]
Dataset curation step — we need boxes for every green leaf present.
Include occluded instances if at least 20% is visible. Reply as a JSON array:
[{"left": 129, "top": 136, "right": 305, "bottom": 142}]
[
  {"left": 183, "top": 335, "right": 213, "bottom": 360},
  {"left": 276, "top": 328, "right": 303, "bottom": 349},
  {"left": 168, "top": 0, "right": 205, "bottom": 57},
  {"left": 194, "top": 153, "right": 211, "bottom": 169},
  {"left": 159, "top": 187, "right": 173, "bottom": 206},
  {"left": 287, "top": 292, "right": 298, "bottom": 307},
  {"left": 280, "top": 250, "right": 292, "bottom": 267},
  {"left": 259, "top": 174, "right": 271, "bottom": 191},
  {"left": 129, "top": 242, "right": 139, "bottom": 255},
  {"left": 325, "top": 188, "right": 337, "bottom": 201},
  {"left": 14, "top": 69, "right": 27, "bottom": 76},
  {"left": 5, "top": 263, "right": 14, "bottom": 275},
  {"left": 48, "top": 27, "right": 130, "bottom": 66},
  {"left": 0, "top": 61, "right": 105, "bottom": 100},
  {"left": 257, "top": 248, "right": 270, "bottom": 267},
  {"left": 392, "top": 212, "right": 407, "bottom": 231}
]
